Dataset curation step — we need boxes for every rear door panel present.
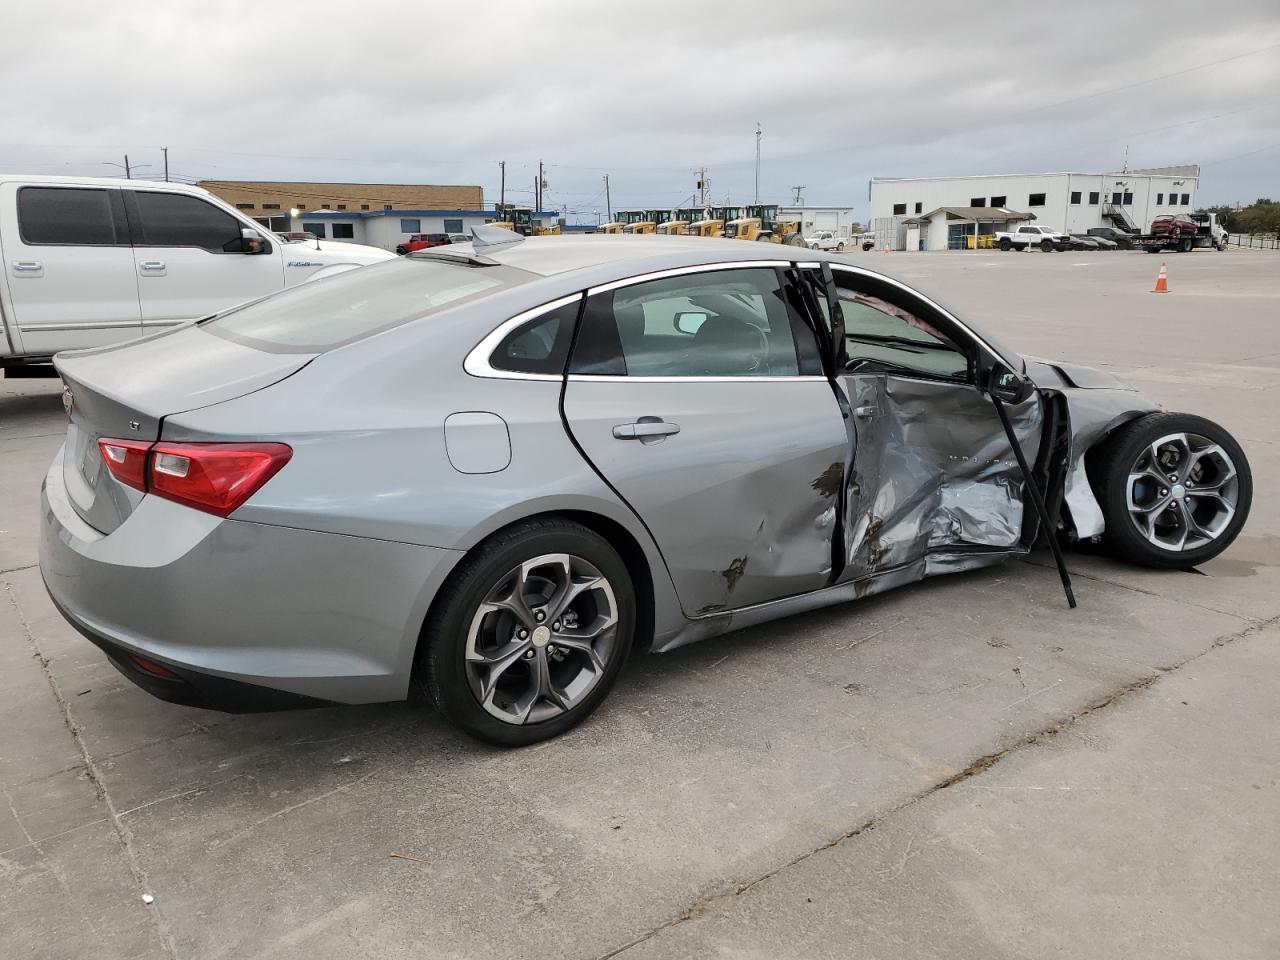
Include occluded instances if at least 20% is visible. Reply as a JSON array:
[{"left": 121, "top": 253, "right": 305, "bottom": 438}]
[
  {"left": 0, "top": 183, "right": 141, "bottom": 355},
  {"left": 563, "top": 378, "right": 847, "bottom": 615}
]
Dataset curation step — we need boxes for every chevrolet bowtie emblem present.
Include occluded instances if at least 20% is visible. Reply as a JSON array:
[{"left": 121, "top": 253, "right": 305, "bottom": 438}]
[{"left": 62, "top": 388, "right": 73, "bottom": 417}]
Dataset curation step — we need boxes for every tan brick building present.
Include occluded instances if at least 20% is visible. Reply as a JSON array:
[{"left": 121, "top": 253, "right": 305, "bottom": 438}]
[{"left": 197, "top": 180, "right": 484, "bottom": 216}]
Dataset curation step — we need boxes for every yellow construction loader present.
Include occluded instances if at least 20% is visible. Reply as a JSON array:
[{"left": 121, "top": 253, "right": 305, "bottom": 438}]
[{"left": 724, "top": 204, "right": 805, "bottom": 244}]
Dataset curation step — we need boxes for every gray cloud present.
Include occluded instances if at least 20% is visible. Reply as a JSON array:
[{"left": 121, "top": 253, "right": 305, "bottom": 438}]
[{"left": 2, "top": 0, "right": 1277, "bottom": 221}]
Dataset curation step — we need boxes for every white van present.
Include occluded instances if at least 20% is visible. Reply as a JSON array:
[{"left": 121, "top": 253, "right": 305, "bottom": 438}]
[{"left": 0, "top": 176, "right": 393, "bottom": 371}]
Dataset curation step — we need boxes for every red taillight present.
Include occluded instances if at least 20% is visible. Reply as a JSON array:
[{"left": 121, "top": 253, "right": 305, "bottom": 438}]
[
  {"left": 148, "top": 442, "right": 292, "bottom": 517},
  {"left": 96, "top": 438, "right": 292, "bottom": 517},
  {"left": 98, "top": 438, "right": 151, "bottom": 492}
]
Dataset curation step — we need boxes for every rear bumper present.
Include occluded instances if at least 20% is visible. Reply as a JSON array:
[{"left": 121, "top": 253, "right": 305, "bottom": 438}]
[
  {"left": 48, "top": 587, "right": 330, "bottom": 712},
  {"left": 39, "top": 446, "right": 462, "bottom": 709}
]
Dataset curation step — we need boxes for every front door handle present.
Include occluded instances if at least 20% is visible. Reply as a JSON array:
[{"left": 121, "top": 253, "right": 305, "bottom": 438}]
[
  {"left": 11, "top": 260, "right": 43, "bottom": 277},
  {"left": 139, "top": 260, "right": 167, "bottom": 275},
  {"left": 612, "top": 417, "right": 681, "bottom": 443}
]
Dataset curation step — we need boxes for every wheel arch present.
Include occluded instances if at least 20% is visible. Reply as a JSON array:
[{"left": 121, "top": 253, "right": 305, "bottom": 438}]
[{"left": 409, "top": 508, "right": 663, "bottom": 698}]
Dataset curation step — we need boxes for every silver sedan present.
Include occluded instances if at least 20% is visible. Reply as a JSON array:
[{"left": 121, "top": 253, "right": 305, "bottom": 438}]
[{"left": 40, "top": 231, "right": 1252, "bottom": 745}]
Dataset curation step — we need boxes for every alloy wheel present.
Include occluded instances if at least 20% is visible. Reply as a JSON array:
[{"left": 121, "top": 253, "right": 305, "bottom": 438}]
[
  {"left": 464, "top": 553, "right": 619, "bottom": 725},
  {"left": 1125, "top": 433, "right": 1239, "bottom": 551}
]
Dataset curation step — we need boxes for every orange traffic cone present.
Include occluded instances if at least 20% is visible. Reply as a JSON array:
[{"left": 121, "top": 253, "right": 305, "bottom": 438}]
[{"left": 1152, "top": 262, "right": 1169, "bottom": 293}]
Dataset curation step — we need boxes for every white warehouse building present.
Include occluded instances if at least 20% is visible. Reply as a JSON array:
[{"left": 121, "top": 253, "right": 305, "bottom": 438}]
[
  {"left": 869, "top": 164, "right": 1199, "bottom": 251},
  {"left": 779, "top": 205, "right": 859, "bottom": 239}
]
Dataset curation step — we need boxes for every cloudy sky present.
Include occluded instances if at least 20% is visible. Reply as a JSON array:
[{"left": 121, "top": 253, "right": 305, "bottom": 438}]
[{"left": 2, "top": 1, "right": 1277, "bottom": 222}]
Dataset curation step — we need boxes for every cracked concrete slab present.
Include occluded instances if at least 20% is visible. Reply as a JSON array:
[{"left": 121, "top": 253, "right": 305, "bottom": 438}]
[{"left": 609, "top": 622, "right": 1280, "bottom": 960}]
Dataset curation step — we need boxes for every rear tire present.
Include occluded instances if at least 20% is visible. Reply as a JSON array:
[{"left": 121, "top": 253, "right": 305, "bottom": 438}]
[
  {"left": 1091, "top": 413, "right": 1252, "bottom": 569},
  {"left": 1180, "top": 237, "right": 1193, "bottom": 253},
  {"left": 420, "top": 518, "right": 636, "bottom": 746},
  {"left": 836, "top": 242, "right": 845, "bottom": 252},
  {"left": 395, "top": 246, "right": 407, "bottom": 255}
]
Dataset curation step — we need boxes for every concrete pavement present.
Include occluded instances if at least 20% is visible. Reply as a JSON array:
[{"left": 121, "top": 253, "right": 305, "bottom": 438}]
[{"left": 2, "top": 249, "right": 1277, "bottom": 958}]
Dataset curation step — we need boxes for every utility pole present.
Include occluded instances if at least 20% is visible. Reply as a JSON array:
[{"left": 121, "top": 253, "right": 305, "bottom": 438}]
[
  {"left": 791, "top": 185, "right": 805, "bottom": 205},
  {"left": 534, "top": 176, "right": 539, "bottom": 214},
  {"left": 696, "top": 167, "right": 707, "bottom": 208},
  {"left": 537, "top": 160, "right": 544, "bottom": 212},
  {"left": 603, "top": 174, "right": 612, "bottom": 221},
  {"left": 162, "top": 147, "right": 169, "bottom": 182},
  {"left": 124, "top": 154, "right": 132, "bottom": 179},
  {"left": 754, "top": 123, "right": 762, "bottom": 204},
  {"left": 499, "top": 160, "right": 505, "bottom": 212}
]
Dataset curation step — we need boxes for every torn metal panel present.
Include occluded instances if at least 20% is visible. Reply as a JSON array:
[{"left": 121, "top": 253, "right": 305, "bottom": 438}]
[
  {"left": 838, "top": 374, "right": 1042, "bottom": 582},
  {"left": 1023, "top": 360, "right": 1161, "bottom": 539}
]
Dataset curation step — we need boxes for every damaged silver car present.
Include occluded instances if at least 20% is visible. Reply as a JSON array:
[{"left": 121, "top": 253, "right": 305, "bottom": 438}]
[{"left": 40, "top": 231, "right": 1252, "bottom": 745}]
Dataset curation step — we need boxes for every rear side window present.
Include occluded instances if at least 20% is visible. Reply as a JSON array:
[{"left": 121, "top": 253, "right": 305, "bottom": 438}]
[
  {"left": 131, "top": 191, "right": 245, "bottom": 252},
  {"left": 489, "top": 299, "right": 580, "bottom": 375},
  {"left": 204, "top": 257, "right": 533, "bottom": 352},
  {"left": 18, "top": 187, "right": 124, "bottom": 245}
]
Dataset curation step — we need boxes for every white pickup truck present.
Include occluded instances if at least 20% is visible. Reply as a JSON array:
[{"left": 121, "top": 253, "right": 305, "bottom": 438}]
[
  {"left": 805, "top": 230, "right": 847, "bottom": 252},
  {"left": 0, "top": 175, "right": 393, "bottom": 372},
  {"left": 995, "top": 224, "right": 1071, "bottom": 252}
]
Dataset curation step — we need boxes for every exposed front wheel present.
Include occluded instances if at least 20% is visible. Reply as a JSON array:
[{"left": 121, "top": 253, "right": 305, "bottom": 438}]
[
  {"left": 1092, "top": 413, "right": 1252, "bottom": 569},
  {"left": 1040, "top": 239, "right": 1054, "bottom": 252},
  {"left": 421, "top": 518, "right": 635, "bottom": 746}
]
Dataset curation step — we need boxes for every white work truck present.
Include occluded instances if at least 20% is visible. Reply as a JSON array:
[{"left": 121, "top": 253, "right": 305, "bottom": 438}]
[
  {"left": 0, "top": 176, "right": 393, "bottom": 372},
  {"left": 805, "top": 230, "right": 846, "bottom": 252},
  {"left": 995, "top": 224, "right": 1071, "bottom": 252}
]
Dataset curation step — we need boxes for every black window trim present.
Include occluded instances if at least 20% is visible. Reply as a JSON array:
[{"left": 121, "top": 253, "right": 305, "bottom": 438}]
[{"left": 16, "top": 184, "right": 131, "bottom": 248}]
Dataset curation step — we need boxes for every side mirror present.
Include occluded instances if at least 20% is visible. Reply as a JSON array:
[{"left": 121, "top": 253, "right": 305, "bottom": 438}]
[
  {"left": 987, "top": 362, "right": 1033, "bottom": 404},
  {"left": 240, "top": 227, "right": 267, "bottom": 254}
]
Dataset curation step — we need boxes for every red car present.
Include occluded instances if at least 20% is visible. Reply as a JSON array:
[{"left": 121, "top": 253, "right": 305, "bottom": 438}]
[
  {"left": 1149, "top": 214, "right": 1197, "bottom": 236},
  {"left": 396, "top": 233, "right": 451, "bottom": 255}
]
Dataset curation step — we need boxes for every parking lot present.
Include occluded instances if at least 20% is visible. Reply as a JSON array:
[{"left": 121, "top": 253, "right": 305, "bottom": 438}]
[{"left": 2, "top": 249, "right": 1278, "bottom": 958}]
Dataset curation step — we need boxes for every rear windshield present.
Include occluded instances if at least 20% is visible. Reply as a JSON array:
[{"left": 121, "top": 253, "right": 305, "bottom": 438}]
[{"left": 202, "top": 257, "right": 533, "bottom": 352}]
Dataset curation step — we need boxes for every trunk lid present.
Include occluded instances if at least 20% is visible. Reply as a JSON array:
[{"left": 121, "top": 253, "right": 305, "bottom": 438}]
[{"left": 54, "top": 325, "right": 315, "bottom": 534}]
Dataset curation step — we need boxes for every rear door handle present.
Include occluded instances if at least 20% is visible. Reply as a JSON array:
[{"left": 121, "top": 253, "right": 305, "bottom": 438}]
[
  {"left": 139, "top": 260, "right": 166, "bottom": 275},
  {"left": 612, "top": 418, "right": 681, "bottom": 443},
  {"left": 11, "top": 260, "right": 43, "bottom": 277},
  {"left": 854, "top": 405, "right": 878, "bottom": 419}
]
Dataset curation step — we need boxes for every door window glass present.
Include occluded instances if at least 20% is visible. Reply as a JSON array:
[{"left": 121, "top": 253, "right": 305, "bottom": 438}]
[
  {"left": 132, "top": 192, "right": 245, "bottom": 252},
  {"left": 570, "top": 267, "right": 807, "bottom": 377},
  {"left": 835, "top": 282, "right": 969, "bottom": 381},
  {"left": 18, "top": 187, "right": 123, "bottom": 246}
]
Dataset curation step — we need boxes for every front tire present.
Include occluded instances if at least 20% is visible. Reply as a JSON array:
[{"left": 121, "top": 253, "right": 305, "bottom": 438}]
[
  {"left": 1040, "top": 239, "right": 1054, "bottom": 252},
  {"left": 420, "top": 518, "right": 636, "bottom": 746},
  {"left": 1091, "top": 413, "right": 1252, "bottom": 569}
]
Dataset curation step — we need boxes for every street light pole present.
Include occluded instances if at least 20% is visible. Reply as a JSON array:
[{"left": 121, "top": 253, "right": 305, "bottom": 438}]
[{"left": 754, "top": 123, "right": 762, "bottom": 204}]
